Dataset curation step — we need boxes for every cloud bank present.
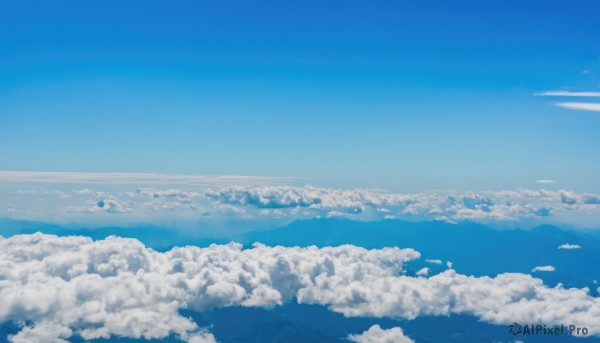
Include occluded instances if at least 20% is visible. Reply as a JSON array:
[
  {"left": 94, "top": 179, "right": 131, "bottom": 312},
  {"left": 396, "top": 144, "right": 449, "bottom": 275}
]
[
  {"left": 3, "top": 184, "right": 600, "bottom": 227},
  {"left": 1, "top": 234, "right": 599, "bottom": 342}
]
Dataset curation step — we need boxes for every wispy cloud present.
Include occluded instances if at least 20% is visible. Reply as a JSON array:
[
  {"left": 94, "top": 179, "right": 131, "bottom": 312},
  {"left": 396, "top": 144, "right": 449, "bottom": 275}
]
[
  {"left": 532, "top": 265, "right": 555, "bottom": 272},
  {"left": 534, "top": 90, "right": 600, "bottom": 112},
  {"left": 535, "top": 91, "right": 600, "bottom": 97},
  {"left": 536, "top": 179, "right": 556, "bottom": 184},
  {"left": 0, "top": 171, "right": 294, "bottom": 185},
  {"left": 552, "top": 102, "right": 600, "bottom": 112}
]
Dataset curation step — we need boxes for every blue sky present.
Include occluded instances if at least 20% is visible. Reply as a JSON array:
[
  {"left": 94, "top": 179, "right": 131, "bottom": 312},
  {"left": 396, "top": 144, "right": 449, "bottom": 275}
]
[{"left": 1, "top": 0, "right": 600, "bottom": 192}]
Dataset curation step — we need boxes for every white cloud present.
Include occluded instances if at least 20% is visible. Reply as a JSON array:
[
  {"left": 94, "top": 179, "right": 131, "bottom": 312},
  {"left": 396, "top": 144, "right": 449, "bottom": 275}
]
[
  {"left": 1, "top": 234, "right": 600, "bottom": 342},
  {"left": 558, "top": 243, "right": 582, "bottom": 250},
  {"left": 535, "top": 91, "right": 600, "bottom": 97},
  {"left": 553, "top": 102, "right": 600, "bottom": 112},
  {"left": 348, "top": 325, "right": 414, "bottom": 343},
  {"left": 536, "top": 180, "right": 556, "bottom": 184},
  {"left": 185, "top": 331, "right": 217, "bottom": 343},
  {"left": 0, "top": 234, "right": 417, "bottom": 342},
  {"left": 532, "top": 265, "right": 556, "bottom": 272},
  {"left": 416, "top": 267, "right": 430, "bottom": 276}
]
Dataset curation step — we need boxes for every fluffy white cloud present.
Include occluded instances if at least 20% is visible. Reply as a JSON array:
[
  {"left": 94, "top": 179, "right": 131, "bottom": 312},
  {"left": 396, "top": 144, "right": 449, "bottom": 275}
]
[
  {"left": 0, "top": 233, "right": 417, "bottom": 342},
  {"left": 348, "top": 325, "right": 414, "bottom": 343},
  {"left": 558, "top": 243, "right": 582, "bottom": 250},
  {"left": 532, "top": 265, "right": 556, "bottom": 272},
  {"left": 1, "top": 234, "right": 600, "bottom": 342}
]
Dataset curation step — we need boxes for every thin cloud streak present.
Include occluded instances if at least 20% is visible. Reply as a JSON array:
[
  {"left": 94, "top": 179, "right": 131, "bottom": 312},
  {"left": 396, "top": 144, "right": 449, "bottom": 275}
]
[
  {"left": 552, "top": 102, "right": 600, "bottom": 112},
  {"left": 0, "top": 171, "right": 296, "bottom": 185},
  {"left": 535, "top": 91, "right": 600, "bottom": 97}
]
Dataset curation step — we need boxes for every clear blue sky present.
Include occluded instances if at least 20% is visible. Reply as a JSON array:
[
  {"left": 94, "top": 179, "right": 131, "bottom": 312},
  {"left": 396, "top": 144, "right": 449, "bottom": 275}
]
[{"left": 1, "top": 0, "right": 600, "bottom": 192}]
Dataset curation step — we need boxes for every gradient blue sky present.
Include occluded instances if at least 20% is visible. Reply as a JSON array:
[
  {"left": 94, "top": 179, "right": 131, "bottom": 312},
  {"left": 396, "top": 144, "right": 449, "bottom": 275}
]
[{"left": 1, "top": 0, "right": 600, "bottom": 192}]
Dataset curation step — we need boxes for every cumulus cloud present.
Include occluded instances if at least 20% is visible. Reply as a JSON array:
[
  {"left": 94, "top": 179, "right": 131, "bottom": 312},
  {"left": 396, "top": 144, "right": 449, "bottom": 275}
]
[
  {"left": 532, "top": 265, "right": 556, "bottom": 272},
  {"left": 0, "top": 234, "right": 417, "bottom": 342},
  {"left": 1, "top": 234, "right": 600, "bottom": 342},
  {"left": 348, "top": 325, "right": 414, "bottom": 343},
  {"left": 558, "top": 243, "right": 582, "bottom": 250}
]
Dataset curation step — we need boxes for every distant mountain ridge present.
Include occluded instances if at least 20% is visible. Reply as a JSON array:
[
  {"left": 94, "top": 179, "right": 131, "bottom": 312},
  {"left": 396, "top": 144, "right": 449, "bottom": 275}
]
[
  {"left": 1, "top": 217, "right": 599, "bottom": 289},
  {"left": 234, "top": 218, "right": 600, "bottom": 288}
]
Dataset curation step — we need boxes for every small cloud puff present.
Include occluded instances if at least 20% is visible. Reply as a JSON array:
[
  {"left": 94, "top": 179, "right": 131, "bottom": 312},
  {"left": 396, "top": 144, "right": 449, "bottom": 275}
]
[
  {"left": 426, "top": 259, "right": 442, "bottom": 265},
  {"left": 416, "top": 267, "right": 430, "bottom": 276},
  {"left": 558, "top": 243, "right": 582, "bottom": 250},
  {"left": 532, "top": 265, "right": 556, "bottom": 272},
  {"left": 536, "top": 180, "right": 556, "bottom": 184},
  {"left": 348, "top": 325, "right": 414, "bottom": 343}
]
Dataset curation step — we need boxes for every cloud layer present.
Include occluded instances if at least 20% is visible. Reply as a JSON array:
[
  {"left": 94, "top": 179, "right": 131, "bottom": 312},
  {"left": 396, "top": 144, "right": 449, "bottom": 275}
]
[
  {"left": 1, "top": 234, "right": 599, "bottom": 342},
  {"left": 0, "top": 171, "right": 291, "bottom": 185},
  {"left": 4, "top": 184, "right": 600, "bottom": 227}
]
